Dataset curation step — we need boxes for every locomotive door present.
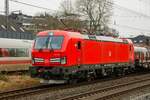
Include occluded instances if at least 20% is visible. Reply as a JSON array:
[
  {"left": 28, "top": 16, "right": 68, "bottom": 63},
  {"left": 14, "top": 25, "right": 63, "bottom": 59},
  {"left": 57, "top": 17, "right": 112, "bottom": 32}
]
[{"left": 76, "top": 41, "right": 82, "bottom": 65}]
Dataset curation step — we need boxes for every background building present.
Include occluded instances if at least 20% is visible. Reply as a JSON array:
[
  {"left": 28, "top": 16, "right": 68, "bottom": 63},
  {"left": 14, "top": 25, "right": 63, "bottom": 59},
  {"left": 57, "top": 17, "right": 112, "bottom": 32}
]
[
  {"left": 130, "top": 35, "right": 150, "bottom": 46},
  {"left": 0, "top": 14, "right": 34, "bottom": 40}
]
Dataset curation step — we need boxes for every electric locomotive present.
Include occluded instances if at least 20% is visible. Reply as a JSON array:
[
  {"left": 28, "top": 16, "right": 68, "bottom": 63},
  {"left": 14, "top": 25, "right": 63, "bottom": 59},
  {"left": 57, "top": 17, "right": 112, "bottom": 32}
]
[{"left": 30, "top": 30, "right": 140, "bottom": 83}]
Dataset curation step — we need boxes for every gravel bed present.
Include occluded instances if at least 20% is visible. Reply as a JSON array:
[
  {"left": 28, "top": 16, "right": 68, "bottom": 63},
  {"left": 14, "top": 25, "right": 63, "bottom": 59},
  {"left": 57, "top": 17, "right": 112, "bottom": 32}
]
[
  {"left": 109, "top": 85, "right": 150, "bottom": 100},
  {"left": 13, "top": 74, "right": 150, "bottom": 100}
]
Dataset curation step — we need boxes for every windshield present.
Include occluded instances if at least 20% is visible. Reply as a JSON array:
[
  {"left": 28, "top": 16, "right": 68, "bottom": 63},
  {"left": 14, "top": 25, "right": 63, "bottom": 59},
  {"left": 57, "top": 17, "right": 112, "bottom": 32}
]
[{"left": 34, "top": 36, "right": 64, "bottom": 50}]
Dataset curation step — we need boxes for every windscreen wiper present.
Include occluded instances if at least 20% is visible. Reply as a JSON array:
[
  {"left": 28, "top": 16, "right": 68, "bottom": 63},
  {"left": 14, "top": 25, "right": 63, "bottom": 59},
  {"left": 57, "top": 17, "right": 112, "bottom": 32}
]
[{"left": 48, "top": 37, "right": 54, "bottom": 51}]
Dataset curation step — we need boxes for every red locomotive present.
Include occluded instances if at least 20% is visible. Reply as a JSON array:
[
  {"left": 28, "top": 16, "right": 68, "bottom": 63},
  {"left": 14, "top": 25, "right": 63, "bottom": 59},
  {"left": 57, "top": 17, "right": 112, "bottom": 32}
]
[{"left": 30, "top": 30, "right": 150, "bottom": 83}]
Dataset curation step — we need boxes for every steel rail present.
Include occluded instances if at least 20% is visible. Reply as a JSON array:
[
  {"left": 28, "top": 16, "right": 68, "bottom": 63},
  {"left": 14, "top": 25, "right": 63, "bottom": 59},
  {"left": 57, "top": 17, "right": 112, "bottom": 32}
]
[
  {"left": 0, "top": 78, "right": 111, "bottom": 100},
  {"left": 0, "top": 72, "right": 150, "bottom": 100},
  {"left": 59, "top": 77, "right": 150, "bottom": 100}
]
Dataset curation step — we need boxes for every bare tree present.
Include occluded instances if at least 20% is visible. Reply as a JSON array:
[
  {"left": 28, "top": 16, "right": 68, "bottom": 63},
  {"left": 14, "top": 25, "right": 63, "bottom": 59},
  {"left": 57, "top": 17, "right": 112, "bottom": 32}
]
[
  {"left": 30, "top": 12, "right": 63, "bottom": 33},
  {"left": 76, "top": 0, "right": 113, "bottom": 34},
  {"left": 59, "top": 0, "right": 85, "bottom": 30},
  {"left": 60, "top": 0, "right": 74, "bottom": 14}
]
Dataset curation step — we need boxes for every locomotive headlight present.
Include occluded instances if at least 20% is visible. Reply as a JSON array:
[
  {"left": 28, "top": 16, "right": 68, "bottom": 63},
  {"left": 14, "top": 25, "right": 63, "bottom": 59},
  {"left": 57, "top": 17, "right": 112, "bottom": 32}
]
[
  {"left": 50, "top": 57, "right": 66, "bottom": 64},
  {"left": 50, "top": 58, "right": 61, "bottom": 63},
  {"left": 61, "top": 57, "right": 66, "bottom": 64},
  {"left": 34, "top": 58, "right": 44, "bottom": 63}
]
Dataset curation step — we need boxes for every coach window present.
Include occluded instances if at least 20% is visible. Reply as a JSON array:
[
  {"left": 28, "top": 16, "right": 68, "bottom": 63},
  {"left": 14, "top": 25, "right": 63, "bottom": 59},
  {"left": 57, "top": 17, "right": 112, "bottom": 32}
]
[
  {"left": 0, "top": 49, "right": 2, "bottom": 57},
  {"left": 9, "top": 48, "right": 16, "bottom": 57},
  {"left": 147, "top": 52, "right": 149, "bottom": 60},
  {"left": 141, "top": 53, "right": 144, "bottom": 60},
  {"left": 77, "top": 41, "right": 81, "bottom": 50},
  {"left": 146, "top": 52, "right": 148, "bottom": 60},
  {"left": 16, "top": 48, "right": 29, "bottom": 57}
]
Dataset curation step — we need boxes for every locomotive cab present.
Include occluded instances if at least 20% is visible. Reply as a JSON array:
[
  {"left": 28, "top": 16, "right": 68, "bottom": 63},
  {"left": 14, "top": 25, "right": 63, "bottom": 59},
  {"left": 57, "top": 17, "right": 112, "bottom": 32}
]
[
  {"left": 30, "top": 31, "right": 69, "bottom": 81},
  {"left": 32, "top": 33, "right": 66, "bottom": 66},
  {"left": 30, "top": 30, "right": 83, "bottom": 82}
]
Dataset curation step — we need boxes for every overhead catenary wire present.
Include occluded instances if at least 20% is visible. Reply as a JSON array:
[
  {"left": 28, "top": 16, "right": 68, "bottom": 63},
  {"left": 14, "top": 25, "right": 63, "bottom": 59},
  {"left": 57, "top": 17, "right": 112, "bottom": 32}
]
[
  {"left": 107, "top": 1, "right": 150, "bottom": 19},
  {"left": 10, "top": 0, "right": 58, "bottom": 12},
  {"left": 10, "top": 0, "right": 150, "bottom": 19},
  {"left": 9, "top": 0, "right": 150, "bottom": 33},
  {"left": 115, "top": 24, "right": 150, "bottom": 32},
  {"left": 107, "top": 1, "right": 150, "bottom": 32}
]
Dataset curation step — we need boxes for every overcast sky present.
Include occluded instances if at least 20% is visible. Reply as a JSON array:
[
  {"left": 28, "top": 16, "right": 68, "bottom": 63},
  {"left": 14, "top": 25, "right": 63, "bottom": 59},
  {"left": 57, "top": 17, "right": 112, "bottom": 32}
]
[
  {"left": 113, "top": 0, "right": 150, "bottom": 37},
  {"left": 0, "top": 0, "right": 150, "bottom": 37},
  {"left": 0, "top": 0, "right": 63, "bottom": 15}
]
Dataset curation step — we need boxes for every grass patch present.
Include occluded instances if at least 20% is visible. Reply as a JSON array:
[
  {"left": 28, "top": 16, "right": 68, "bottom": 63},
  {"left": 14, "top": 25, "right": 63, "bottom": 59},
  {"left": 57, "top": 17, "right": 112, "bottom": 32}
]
[
  {"left": 0, "top": 75, "right": 40, "bottom": 92},
  {"left": 0, "top": 75, "right": 8, "bottom": 82},
  {"left": 0, "top": 72, "right": 8, "bottom": 82}
]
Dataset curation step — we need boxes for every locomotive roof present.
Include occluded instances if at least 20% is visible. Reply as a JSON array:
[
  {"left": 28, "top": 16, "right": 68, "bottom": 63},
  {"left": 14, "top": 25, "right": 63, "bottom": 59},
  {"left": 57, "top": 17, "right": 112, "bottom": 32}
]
[{"left": 37, "top": 30, "right": 130, "bottom": 43}]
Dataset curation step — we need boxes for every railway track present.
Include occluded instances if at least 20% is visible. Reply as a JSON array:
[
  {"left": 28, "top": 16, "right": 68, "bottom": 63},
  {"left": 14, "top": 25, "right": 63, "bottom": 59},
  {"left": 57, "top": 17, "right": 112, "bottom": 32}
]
[
  {"left": 0, "top": 70, "right": 28, "bottom": 75},
  {"left": 0, "top": 72, "right": 150, "bottom": 100},
  {"left": 59, "top": 76, "right": 150, "bottom": 100},
  {"left": 0, "top": 84, "right": 49, "bottom": 100},
  {"left": 0, "top": 79, "right": 105, "bottom": 100}
]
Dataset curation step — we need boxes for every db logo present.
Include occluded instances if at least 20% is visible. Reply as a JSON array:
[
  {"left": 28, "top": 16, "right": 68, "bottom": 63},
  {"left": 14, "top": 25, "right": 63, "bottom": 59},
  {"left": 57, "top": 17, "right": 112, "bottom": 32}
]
[{"left": 109, "top": 51, "right": 112, "bottom": 57}]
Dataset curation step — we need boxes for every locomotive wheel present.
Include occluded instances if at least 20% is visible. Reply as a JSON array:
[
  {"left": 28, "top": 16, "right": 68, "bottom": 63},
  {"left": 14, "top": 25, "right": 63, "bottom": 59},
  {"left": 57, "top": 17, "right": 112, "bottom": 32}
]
[
  {"left": 68, "top": 79, "right": 78, "bottom": 84},
  {"left": 87, "top": 77, "right": 94, "bottom": 82},
  {"left": 29, "top": 67, "right": 38, "bottom": 78},
  {"left": 113, "top": 68, "right": 123, "bottom": 77},
  {"left": 86, "top": 74, "right": 95, "bottom": 82}
]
